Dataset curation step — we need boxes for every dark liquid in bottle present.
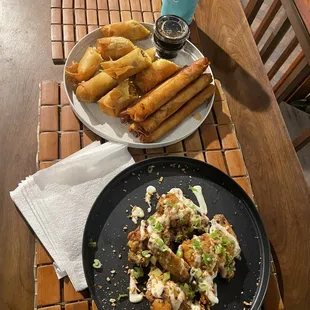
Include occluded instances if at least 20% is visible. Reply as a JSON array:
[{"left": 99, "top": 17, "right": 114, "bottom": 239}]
[{"left": 154, "top": 15, "right": 190, "bottom": 59}]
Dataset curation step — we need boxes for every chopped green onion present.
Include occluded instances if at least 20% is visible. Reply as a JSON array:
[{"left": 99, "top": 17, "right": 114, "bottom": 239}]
[
  {"left": 176, "top": 247, "right": 183, "bottom": 257},
  {"left": 195, "top": 268, "right": 202, "bottom": 278},
  {"left": 155, "top": 237, "right": 168, "bottom": 252},
  {"left": 88, "top": 240, "right": 97, "bottom": 248},
  {"left": 191, "top": 215, "right": 201, "bottom": 228},
  {"left": 199, "top": 283, "right": 208, "bottom": 292},
  {"left": 189, "top": 204, "right": 197, "bottom": 212},
  {"left": 202, "top": 253, "right": 214, "bottom": 265},
  {"left": 92, "top": 259, "right": 102, "bottom": 269},
  {"left": 192, "top": 239, "right": 201, "bottom": 251},
  {"left": 163, "top": 272, "right": 170, "bottom": 282},
  {"left": 155, "top": 237, "right": 164, "bottom": 247},
  {"left": 221, "top": 236, "right": 228, "bottom": 246},
  {"left": 148, "top": 216, "right": 156, "bottom": 225},
  {"left": 142, "top": 250, "right": 151, "bottom": 258},
  {"left": 189, "top": 186, "right": 198, "bottom": 192},
  {"left": 154, "top": 222, "right": 164, "bottom": 232},
  {"left": 150, "top": 268, "right": 162, "bottom": 276},
  {"left": 150, "top": 256, "right": 157, "bottom": 265},
  {"left": 147, "top": 165, "right": 155, "bottom": 173},
  {"left": 180, "top": 217, "right": 187, "bottom": 225},
  {"left": 210, "top": 231, "right": 221, "bottom": 239},
  {"left": 117, "top": 293, "right": 128, "bottom": 301},
  {"left": 225, "top": 252, "right": 233, "bottom": 264},
  {"left": 133, "top": 266, "right": 144, "bottom": 279},
  {"left": 215, "top": 244, "right": 225, "bottom": 255},
  {"left": 181, "top": 283, "right": 195, "bottom": 299},
  {"left": 175, "top": 235, "right": 183, "bottom": 243}
]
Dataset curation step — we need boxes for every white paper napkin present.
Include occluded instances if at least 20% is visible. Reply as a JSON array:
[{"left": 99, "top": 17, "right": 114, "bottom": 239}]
[{"left": 10, "top": 141, "right": 135, "bottom": 291}]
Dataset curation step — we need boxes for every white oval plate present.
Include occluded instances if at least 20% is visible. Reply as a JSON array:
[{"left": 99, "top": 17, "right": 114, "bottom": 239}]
[{"left": 64, "top": 23, "right": 214, "bottom": 149}]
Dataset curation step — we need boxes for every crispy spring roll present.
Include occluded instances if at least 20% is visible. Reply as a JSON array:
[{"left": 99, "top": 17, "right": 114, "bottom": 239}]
[
  {"left": 130, "top": 74, "right": 212, "bottom": 135},
  {"left": 65, "top": 47, "right": 102, "bottom": 83},
  {"left": 134, "top": 59, "right": 180, "bottom": 93},
  {"left": 98, "top": 80, "right": 138, "bottom": 117},
  {"left": 120, "top": 58, "right": 209, "bottom": 122},
  {"left": 76, "top": 71, "right": 117, "bottom": 103},
  {"left": 145, "top": 47, "right": 156, "bottom": 62},
  {"left": 101, "top": 20, "right": 151, "bottom": 41},
  {"left": 96, "top": 37, "right": 135, "bottom": 60},
  {"left": 140, "top": 84, "right": 215, "bottom": 143},
  {"left": 101, "top": 48, "right": 152, "bottom": 81}
]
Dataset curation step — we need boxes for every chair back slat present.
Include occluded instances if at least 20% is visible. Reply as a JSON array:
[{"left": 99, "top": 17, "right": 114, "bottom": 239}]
[
  {"left": 242, "top": 0, "right": 310, "bottom": 102},
  {"left": 274, "top": 52, "right": 310, "bottom": 102},
  {"left": 244, "top": 0, "right": 264, "bottom": 25},
  {"left": 254, "top": 0, "right": 281, "bottom": 44},
  {"left": 260, "top": 15, "right": 291, "bottom": 64},
  {"left": 267, "top": 36, "right": 299, "bottom": 80}
]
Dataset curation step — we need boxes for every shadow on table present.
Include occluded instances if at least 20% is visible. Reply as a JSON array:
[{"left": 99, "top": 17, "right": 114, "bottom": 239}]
[{"left": 195, "top": 25, "right": 272, "bottom": 112}]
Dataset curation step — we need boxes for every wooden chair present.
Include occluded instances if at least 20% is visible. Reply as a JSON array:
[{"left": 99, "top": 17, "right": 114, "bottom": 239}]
[
  {"left": 293, "top": 128, "right": 310, "bottom": 152},
  {"left": 244, "top": 0, "right": 310, "bottom": 103}
]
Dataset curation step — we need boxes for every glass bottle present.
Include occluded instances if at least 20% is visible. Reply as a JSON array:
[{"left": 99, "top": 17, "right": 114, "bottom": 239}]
[{"left": 161, "top": 0, "right": 199, "bottom": 24}]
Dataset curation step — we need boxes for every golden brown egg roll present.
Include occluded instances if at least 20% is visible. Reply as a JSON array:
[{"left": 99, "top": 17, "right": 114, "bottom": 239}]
[
  {"left": 98, "top": 80, "right": 138, "bottom": 117},
  {"left": 65, "top": 47, "right": 102, "bottom": 83},
  {"left": 76, "top": 71, "right": 117, "bottom": 103},
  {"left": 96, "top": 37, "right": 135, "bottom": 60},
  {"left": 120, "top": 58, "right": 210, "bottom": 123},
  {"left": 129, "top": 74, "right": 212, "bottom": 135},
  {"left": 101, "top": 20, "right": 151, "bottom": 41},
  {"left": 101, "top": 48, "right": 152, "bottom": 81},
  {"left": 139, "top": 84, "right": 215, "bottom": 143},
  {"left": 145, "top": 47, "right": 157, "bottom": 62},
  {"left": 134, "top": 59, "right": 181, "bottom": 93}
]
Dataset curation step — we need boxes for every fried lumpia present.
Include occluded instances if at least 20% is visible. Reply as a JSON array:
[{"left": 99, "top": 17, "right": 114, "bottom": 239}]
[
  {"left": 134, "top": 59, "right": 180, "bottom": 93},
  {"left": 120, "top": 58, "right": 209, "bottom": 122},
  {"left": 130, "top": 74, "right": 212, "bottom": 135},
  {"left": 76, "top": 71, "right": 117, "bottom": 103},
  {"left": 145, "top": 47, "right": 156, "bottom": 62},
  {"left": 101, "top": 48, "right": 152, "bottom": 81},
  {"left": 98, "top": 80, "right": 138, "bottom": 117},
  {"left": 101, "top": 20, "right": 151, "bottom": 41},
  {"left": 140, "top": 84, "right": 215, "bottom": 143},
  {"left": 96, "top": 37, "right": 135, "bottom": 60},
  {"left": 65, "top": 47, "right": 102, "bottom": 83}
]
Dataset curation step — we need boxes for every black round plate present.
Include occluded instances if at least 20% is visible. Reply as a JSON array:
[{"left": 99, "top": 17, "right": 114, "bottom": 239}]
[{"left": 82, "top": 157, "right": 270, "bottom": 310}]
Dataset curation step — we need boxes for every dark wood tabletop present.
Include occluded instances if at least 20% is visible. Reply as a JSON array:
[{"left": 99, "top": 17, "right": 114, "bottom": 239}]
[
  {"left": 195, "top": 0, "right": 310, "bottom": 308},
  {"left": 0, "top": 0, "right": 309, "bottom": 310}
]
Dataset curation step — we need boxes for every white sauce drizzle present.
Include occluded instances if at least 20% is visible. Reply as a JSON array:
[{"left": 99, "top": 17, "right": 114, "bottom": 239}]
[
  {"left": 210, "top": 219, "right": 241, "bottom": 257},
  {"left": 145, "top": 186, "right": 156, "bottom": 213},
  {"left": 140, "top": 220, "right": 147, "bottom": 241},
  {"left": 169, "top": 289, "right": 185, "bottom": 310},
  {"left": 200, "top": 272, "right": 219, "bottom": 305},
  {"left": 129, "top": 272, "right": 143, "bottom": 303},
  {"left": 150, "top": 278, "right": 165, "bottom": 298},
  {"left": 191, "top": 185, "right": 208, "bottom": 215},
  {"left": 131, "top": 206, "right": 144, "bottom": 224}
]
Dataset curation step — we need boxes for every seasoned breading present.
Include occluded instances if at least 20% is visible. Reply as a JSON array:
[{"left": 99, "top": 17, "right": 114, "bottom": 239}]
[{"left": 126, "top": 188, "right": 241, "bottom": 309}]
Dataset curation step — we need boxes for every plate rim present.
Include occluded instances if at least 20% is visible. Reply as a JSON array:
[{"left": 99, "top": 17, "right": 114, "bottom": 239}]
[
  {"left": 63, "top": 23, "right": 215, "bottom": 149},
  {"left": 82, "top": 156, "right": 271, "bottom": 310}
]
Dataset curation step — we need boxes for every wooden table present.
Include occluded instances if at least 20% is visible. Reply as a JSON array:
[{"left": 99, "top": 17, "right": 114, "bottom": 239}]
[{"left": 0, "top": 0, "right": 309, "bottom": 309}]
